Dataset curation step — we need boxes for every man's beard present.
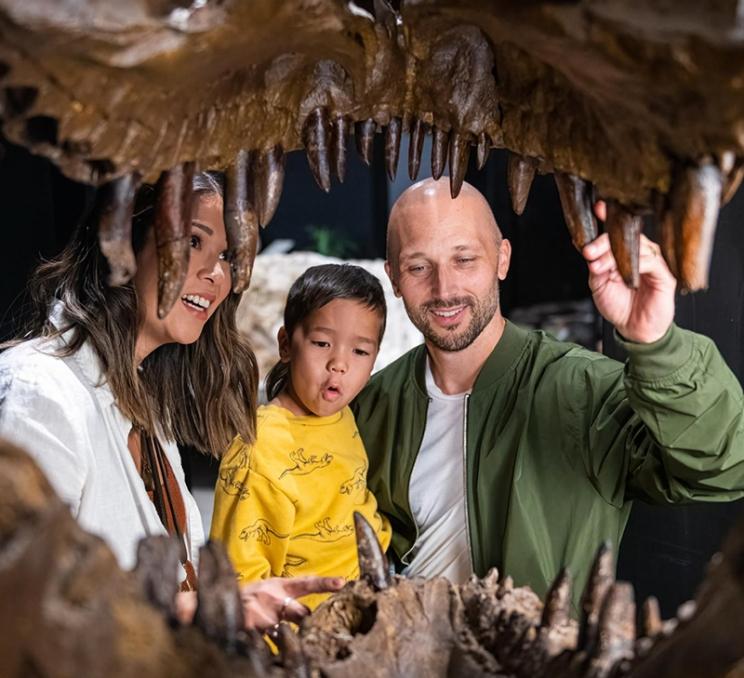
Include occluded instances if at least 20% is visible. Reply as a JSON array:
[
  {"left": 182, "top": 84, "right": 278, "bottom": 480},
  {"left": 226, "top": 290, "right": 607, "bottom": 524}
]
[{"left": 404, "top": 280, "right": 501, "bottom": 352}]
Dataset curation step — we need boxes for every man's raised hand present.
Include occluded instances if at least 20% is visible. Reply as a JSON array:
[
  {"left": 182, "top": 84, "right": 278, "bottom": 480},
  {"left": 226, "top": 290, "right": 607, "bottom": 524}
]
[{"left": 582, "top": 212, "right": 676, "bottom": 344}]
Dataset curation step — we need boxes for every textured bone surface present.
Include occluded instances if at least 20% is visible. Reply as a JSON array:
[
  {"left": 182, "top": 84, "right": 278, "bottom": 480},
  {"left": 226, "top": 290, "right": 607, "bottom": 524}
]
[
  {"left": 555, "top": 172, "right": 599, "bottom": 250},
  {"left": 4, "top": 0, "right": 740, "bottom": 292},
  {"left": 96, "top": 173, "right": 139, "bottom": 286},
  {"left": 2, "top": 0, "right": 743, "bottom": 208},
  {"left": 4, "top": 437, "right": 744, "bottom": 677},
  {"left": 605, "top": 200, "right": 643, "bottom": 289},
  {"left": 507, "top": 152, "right": 538, "bottom": 216},
  {"left": 154, "top": 162, "right": 195, "bottom": 317},
  {"left": 224, "top": 149, "right": 259, "bottom": 294},
  {"left": 669, "top": 161, "right": 723, "bottom": 291},
  {"left": 0, "top": 437, "right": 259, "bottom": 677},
  {"left": 253, "top": 145, "right": 285, "bottom": 228}
]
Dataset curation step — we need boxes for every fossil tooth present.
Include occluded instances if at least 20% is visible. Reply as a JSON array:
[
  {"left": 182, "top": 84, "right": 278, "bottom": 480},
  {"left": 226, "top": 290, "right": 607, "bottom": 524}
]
[
  {"left": 181, "top": 162, "right": 196, "bottom": 228},
  {"left": 592, "top": 582, "right": 636, "bottom": 669},
  {"left": 373, "top": 0, "right": 397, "bottom": 39},
  {"left": 302, "top": 106, "right": 332, "bottom": 192},
  {"left": 354, "top": 511, "right": 391, "bottom": 591},
  {"left": 676, "top": 599, "right": 697, "bottom": 622},
  {"left": 154, "top": 162, "right": 195, "bottom": 318},
  {"left": 671, "top": 162, "right": 722, "bottom": 291},
  {"left": 194, "top": 541, "right": 243, "bottom": 653},
  {"left": 431, "top": 126, "right": 449, "bottom": 181},
  {"left": 224, "top": 149, "right": 259, "bottom": 294},
  {"left": 385, "top": 116, "right": 402, "bottom": 181},
  {"left": 275, "top": 622, "right": 310, "bottom": 678},
  {"left": 507, "top": 153, "right": 537, "bottom": 216},
  {"left": 449, "top": 131, "right": 471, "bottom": 199},
  {"left": 721, "top": 153, "right": 744, "bottom": 205},
  {"left": 657, "top": 198, "right": 679, "bottom": 279},
  {"left": 483, "top": 567, "right": 500, "bottom": 588},
  {"left": 355, "top": 118, "right": 376, "bottom": 166},
  {"left": 331, "top": 116, "right": 349, "bottom": 183},
  {"left": 658, "top": 205, "right": 679, "bottom": 280},
  {"left": 133, "top": 536, "right": 181, "bottom": 621},
  {"left": 253, "top": 145, "right": 284, "bottom": 228},
  {"left": 554, "top": 172, "right": 598, "bottom": 250},
  {"left": 641, "top": 596, "right": 662, "bottom": 638},
  {"left": 245, "top": 628, "right": 275, "bottom": 672},
  {"left": 605, "top": 200, "right": 642, "bottom": 288},
  {"left": 476, "top": 132, "right": 490, "bottom": 170},
  {"left": 408, "top": 117, "right": 426, "bottom": 181},
  {"left": 541, "top": 567, "right": 571, "bottom": 629},
  {"left": 578, "top": 541, "right": 614, "bottom": 654},
  {"left": 97, "top": 172, "right": 139, "bottom": 287},
  {"left": 719, "top": 151, "right": 736, "bottom": 175}
]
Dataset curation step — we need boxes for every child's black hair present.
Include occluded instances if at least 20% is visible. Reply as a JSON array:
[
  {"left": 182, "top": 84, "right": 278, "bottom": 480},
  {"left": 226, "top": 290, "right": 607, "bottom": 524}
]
[{"left": 265, "top": 263, "right": 387, "bottom": 401}]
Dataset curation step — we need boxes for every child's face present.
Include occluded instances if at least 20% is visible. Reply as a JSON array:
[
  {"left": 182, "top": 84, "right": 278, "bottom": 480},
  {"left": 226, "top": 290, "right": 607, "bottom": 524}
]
[{"left": 279, "top": 298, "right": 382, "bottom": 417}]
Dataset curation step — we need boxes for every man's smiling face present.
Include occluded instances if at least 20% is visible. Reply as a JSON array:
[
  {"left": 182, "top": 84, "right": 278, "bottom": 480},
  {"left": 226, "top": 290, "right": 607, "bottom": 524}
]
[{"left": 385, "top": 179, "right": 511, "bottom": 352}]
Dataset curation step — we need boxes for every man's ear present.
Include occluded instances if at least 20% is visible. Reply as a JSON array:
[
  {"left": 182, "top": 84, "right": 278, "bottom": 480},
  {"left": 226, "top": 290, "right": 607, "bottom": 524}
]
[
  {"left": 384, "top": 260, "right": 402, "bottom": 298},
  {"left": 277, "top": 326, "right": 291, "bottom": 362},
  {"left": 497, "top": 238, "right": 512, "bottom": 281}
]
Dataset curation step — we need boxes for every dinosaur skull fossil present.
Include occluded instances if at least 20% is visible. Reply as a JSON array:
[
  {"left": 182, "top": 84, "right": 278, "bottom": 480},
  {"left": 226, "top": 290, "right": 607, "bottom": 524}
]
[{"left": 2, "top": 0, "right": 743, "bottom": 303}]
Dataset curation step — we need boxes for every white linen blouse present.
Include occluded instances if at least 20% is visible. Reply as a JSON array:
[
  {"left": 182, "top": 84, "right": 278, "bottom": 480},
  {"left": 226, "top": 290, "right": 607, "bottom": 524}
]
[{"left": 0, "top": 331, "right": 204, "bottom": 571}]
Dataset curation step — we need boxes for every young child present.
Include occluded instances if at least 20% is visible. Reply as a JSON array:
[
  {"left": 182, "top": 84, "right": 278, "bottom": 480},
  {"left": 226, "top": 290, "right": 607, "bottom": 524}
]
[{"left": 210, "top": 264, "right": 392, "bottom": 611}]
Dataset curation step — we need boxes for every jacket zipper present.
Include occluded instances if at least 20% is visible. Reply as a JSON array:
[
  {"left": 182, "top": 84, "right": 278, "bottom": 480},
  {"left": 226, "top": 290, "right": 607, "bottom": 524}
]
[
  {"left": 463, "top": 393, "right": 474, "bottom": 573},
  {"left": 400, "top": 396, "right": 429, "bottom": 566}
]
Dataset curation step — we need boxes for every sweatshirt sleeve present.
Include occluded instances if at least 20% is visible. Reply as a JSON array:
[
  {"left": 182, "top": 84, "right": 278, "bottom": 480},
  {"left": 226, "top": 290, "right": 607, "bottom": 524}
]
[
  {"left": 210, "top": 437, "right": 296, "bottom": 581},
  {"left": 570, "top": 324, "right": 744, "bottom": 505}
]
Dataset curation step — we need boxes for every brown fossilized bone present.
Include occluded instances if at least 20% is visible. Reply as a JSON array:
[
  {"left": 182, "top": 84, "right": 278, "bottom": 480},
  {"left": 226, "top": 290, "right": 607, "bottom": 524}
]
[
  {"left": 299, "top": 514, "right": 744, "bottom": 677},
  {"left": 0, "top": 437, "right": 273, "bottom": 677},
  {"left": 153, "top": 161, "right": 195, "bottom": 316},
  {"left": 2, "top": 436, "right": 744, "bottom": 677},
  {"left": 2, "top": 1, "right": 744, "bottom": 294}
]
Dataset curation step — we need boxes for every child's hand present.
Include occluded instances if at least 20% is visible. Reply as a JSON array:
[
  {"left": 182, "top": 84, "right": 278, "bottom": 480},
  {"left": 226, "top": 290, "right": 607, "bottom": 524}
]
[{"left": 239, "top": 576, "right": 345, "bottom": 629}]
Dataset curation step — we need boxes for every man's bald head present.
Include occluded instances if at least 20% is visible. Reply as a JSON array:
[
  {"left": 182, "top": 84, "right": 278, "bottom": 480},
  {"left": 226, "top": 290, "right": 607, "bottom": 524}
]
[
  {"left": 383, "top": 178, "right": 511, "bottom": 354},
  {"left": 387, "top": 178, "right": 502, "bottom": 270}
]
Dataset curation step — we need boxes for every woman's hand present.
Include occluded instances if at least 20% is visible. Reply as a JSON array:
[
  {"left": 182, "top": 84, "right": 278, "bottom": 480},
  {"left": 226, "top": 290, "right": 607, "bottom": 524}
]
[
  {"left": 238, "top": 575, "right": 345, "bottom": 630},
  {"left": 175, "top": 575, "right": 345, "bottom": 631}
]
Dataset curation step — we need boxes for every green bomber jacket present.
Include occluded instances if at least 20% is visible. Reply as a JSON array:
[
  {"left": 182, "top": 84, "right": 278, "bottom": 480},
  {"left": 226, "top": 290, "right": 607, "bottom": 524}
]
[{"left": 352, "top": 320, "right": 744, "bottom": 612}]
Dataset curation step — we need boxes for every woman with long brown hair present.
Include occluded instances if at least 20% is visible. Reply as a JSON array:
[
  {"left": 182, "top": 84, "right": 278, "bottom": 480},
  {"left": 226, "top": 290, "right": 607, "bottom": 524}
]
[{"left": 0, "top": 171, "right": 342, "bottom": 628}]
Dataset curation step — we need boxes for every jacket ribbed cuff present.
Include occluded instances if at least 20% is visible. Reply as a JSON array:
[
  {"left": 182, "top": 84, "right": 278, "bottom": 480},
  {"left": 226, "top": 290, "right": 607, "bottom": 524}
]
[{"left": 615, "top": 323, "right": 693, "bottom": 381}]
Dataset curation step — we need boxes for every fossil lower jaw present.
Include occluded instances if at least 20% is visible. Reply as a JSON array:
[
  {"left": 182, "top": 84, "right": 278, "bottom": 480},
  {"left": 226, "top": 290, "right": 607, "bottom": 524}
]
[{"left": 4, "top": 436, "right": 744, "bottom": 678}]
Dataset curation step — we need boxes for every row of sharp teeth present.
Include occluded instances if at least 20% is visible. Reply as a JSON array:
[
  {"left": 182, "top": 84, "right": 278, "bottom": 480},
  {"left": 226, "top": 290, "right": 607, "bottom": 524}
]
[
  {"left": 182, "top": 293, "right": 211, "bottom": 309},
  {"left": 97, "top": 112, "right": 737, "bottom": 316}
]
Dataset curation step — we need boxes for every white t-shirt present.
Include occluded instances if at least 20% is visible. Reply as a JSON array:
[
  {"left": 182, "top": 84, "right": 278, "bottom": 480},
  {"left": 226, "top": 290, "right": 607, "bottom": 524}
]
[
  {"left": 0, "top": 332, "right": 204, "bottom": 572},
  {"left": 402, "top": 357, "right": 473, "bottom": 583}
]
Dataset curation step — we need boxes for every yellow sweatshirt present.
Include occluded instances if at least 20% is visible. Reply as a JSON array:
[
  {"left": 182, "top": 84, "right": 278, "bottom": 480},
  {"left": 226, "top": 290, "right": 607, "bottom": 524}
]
[{"left": 210, "top": 404, "right": 392, "bottom": 609}]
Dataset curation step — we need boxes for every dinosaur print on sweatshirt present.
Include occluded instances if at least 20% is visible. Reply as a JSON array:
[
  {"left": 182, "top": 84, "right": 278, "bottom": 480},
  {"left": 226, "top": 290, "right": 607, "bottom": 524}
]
[{"left": 279, "top": 448, "right": 333, "bottom": 479}]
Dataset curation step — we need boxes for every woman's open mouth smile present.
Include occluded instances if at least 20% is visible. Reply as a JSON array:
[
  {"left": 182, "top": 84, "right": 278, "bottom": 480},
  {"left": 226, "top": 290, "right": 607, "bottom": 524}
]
[{"left": 181, "top": 293, "right": 213, "bottom": 318}]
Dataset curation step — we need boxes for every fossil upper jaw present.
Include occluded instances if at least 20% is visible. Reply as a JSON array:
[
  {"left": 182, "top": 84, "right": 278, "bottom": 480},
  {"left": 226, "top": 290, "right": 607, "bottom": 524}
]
[{"left": 1, "top": 0, "right": 743, "bottom": 294}]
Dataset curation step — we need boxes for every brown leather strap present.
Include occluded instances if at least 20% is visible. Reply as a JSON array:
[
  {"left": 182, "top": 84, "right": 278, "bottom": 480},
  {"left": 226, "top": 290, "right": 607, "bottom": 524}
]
[{"left": 136, "top": 429, "right": 198, "bottom": 591}]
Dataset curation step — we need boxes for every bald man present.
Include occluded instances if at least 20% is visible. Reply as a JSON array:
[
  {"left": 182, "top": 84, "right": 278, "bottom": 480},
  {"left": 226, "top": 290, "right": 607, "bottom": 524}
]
[{"left": 352, "top": 178, "right": 744, "bottom": 612}]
